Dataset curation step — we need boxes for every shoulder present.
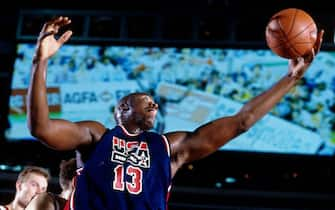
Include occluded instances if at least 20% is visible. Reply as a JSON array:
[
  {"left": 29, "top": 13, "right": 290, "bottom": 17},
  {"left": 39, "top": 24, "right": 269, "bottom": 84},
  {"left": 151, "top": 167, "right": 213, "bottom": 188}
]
[
  {"left": 164, "top": 130, "right": 189, "bottom": 145},
  {"left": 75, "top": 120, "right": 107, "bottom": 142},
  {"left": 145, "top": 131, "right": 166, "bottom": 140},
  {"left": 161, "top": 134, "right": 171, "bottom": 157},
  {"left": 145, "top": 131, "right": 170, "bottom": 142},
  {"left": 145, "top": 131, "right": 171, "bottom": 156}
]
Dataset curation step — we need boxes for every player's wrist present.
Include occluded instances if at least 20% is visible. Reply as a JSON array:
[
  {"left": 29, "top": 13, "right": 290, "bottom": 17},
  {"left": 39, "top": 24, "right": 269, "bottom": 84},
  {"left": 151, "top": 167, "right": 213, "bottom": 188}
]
[
  {"left": 32, "top": 55, "right": 48, "bottom": 64},
  {"left": 286, "top": 72, "right": 301, "bottom": 84}
]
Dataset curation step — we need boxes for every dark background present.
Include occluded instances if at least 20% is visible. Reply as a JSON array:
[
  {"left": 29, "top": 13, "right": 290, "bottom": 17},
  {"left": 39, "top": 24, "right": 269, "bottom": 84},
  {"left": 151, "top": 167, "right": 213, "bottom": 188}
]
[{"left": 0, "top": 0, "right": 335, "bottom": 209}]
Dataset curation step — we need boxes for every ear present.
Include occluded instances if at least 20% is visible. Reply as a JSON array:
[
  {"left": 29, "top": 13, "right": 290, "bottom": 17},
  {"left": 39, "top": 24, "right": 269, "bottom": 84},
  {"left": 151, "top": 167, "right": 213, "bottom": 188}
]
[
  {"left": 119, "top": 103, "right": 129, "bottom": 112},
  {"left": 115, "top": 103, "right": 130, "bottom": 124},
  {"left": 16, "top": 180, "right": 22, "bottom": 191}
]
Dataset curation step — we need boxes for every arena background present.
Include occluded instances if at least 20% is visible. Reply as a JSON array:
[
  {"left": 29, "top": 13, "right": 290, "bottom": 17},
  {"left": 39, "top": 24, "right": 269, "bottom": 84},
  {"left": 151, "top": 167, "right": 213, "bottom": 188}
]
[{"left": 0, "top": 0, "right": 334, "bottom": 209}]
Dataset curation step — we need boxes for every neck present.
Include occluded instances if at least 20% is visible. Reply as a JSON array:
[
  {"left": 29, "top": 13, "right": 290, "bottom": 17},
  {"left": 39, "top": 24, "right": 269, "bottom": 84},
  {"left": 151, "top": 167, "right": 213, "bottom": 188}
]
[
  {"left": 128, "top": 127, "right": 142, "bottom": 135},
  {"left": 119, "top": 124, "right": 142, "bottom": 135}
]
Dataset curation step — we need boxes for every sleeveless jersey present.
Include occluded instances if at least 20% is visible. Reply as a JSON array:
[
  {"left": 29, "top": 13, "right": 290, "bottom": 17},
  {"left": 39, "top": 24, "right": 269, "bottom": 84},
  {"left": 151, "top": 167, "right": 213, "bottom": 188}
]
[{"left": 70, "top": 125, "right": 172, "bottom": 210}]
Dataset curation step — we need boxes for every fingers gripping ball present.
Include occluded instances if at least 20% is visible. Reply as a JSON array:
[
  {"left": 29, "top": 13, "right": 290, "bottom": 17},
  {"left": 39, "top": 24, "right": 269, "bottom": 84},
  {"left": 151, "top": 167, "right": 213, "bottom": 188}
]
[{"left": 265, "top": 8, "right": 317, "bottom": 59}]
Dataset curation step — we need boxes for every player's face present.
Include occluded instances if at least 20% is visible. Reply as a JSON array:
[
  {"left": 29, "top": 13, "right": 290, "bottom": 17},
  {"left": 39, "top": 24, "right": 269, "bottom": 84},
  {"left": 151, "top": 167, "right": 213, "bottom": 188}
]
[
  {"left": 130, "top": 94, "right": 158, "bottom": 130},
  {"left": 16, "top": 173, "right": 48, "bottom": 207}
]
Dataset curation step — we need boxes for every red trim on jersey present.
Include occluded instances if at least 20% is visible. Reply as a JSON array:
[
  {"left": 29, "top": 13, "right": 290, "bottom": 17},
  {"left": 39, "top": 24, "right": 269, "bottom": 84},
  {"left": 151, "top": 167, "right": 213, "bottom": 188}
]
[
  {"left": 162, "top": 135, "right": 171, "bottom": 157},
  {"left": 166, "top": 185, "right": 172, "bottom": 210},
  {"left": 65, "top": 172, "right": 80, "bottom": 210},
  {"left": 76, "top": 167, "right": 83, "bottom": 176},
  {"left": 119, "top": 125, "right": 140, "bottom": 137},
  {"left": 0, "top": 206, "right": 9, "bottom": 210},
  {"left": 69, "top": 186, "right": 75, "bottom": 210},
  {"left": 63, "top": 198, "right": 70, "bottom": 210}
]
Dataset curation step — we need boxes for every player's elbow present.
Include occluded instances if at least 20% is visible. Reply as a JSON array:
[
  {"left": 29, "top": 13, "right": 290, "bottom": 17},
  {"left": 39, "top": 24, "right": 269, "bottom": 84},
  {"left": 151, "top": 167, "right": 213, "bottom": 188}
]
[
  {"left": 236, "top": 109, "right": 256, "bottom": 133},
  {"left": 28, "top": 120, "right": 50, "bottom": 141},
  {"left": 29, "top": 128, "right": 48, "bottom": 143},
  {"left": 28, "top": 126, "right": 64, "bottom": 150},
  {"left": 28, "top": 121, "right": 41, "bottom": 137},
  {"left": 26, "top": 110, "right": 52, "bottom": 141},
  {"left": 27, "top": 115, "right": 42, "bottom": 137}
]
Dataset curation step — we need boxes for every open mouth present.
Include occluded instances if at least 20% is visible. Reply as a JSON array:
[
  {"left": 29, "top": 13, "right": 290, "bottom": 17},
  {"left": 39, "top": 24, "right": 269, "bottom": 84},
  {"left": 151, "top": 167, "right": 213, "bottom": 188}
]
[{"left": 146, "top": 107, "right": 157, "bottom": 112}]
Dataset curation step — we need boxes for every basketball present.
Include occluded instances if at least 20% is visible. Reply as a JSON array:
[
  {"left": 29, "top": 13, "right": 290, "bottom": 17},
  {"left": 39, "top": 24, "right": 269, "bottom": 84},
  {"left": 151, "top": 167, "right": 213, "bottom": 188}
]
[{"left": 265, "top": 8, "right": 317, "bottom": 59}]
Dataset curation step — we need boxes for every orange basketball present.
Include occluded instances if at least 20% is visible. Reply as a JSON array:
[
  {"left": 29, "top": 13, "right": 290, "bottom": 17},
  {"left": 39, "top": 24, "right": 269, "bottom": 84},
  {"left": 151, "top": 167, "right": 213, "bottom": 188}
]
[{"left": 265, "top": 8, "right": 317, "bottom": 59}]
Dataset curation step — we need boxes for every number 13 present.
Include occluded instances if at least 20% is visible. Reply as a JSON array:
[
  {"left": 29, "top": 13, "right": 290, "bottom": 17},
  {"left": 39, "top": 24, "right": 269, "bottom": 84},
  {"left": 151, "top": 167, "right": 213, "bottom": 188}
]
[{"left": 113, "top": 165, "right": 143, "bottom": 194}]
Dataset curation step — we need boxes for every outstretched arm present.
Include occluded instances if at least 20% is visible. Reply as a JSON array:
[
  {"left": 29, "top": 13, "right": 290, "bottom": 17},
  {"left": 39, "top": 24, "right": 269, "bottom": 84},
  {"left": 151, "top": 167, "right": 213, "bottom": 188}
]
[
  {"left": 167, "top": 30, "right": 324, "bottom": 176},
  {"left": 27, "top": 16, "right": 106, "bottom": 150}
]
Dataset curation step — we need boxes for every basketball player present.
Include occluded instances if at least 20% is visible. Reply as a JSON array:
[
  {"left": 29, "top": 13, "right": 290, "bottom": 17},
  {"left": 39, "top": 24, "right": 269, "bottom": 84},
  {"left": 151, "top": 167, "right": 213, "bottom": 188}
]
[
  {"left": 25, "top": 158, "right": 77, "bottom": 210},
  {"left": 26, "top": 16, "right": 324, "bottom": 210},
  {"left": 0, "top": 166, "right": 50, "bottom": 210}
]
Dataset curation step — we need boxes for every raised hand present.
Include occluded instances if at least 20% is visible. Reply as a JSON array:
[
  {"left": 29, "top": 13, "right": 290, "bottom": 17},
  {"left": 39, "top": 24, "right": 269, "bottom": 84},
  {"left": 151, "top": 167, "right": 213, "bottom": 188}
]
[
  {"left": 33, "top": 16, "right": 73, "bottom": 63},
  {"left": 288, "top": 29, "right": 324, "bottom": 80}
]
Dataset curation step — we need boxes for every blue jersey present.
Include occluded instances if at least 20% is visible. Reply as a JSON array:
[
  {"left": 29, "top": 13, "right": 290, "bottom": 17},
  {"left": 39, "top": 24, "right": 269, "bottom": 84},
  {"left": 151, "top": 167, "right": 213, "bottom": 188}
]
[{"left": 70, "top": 125, "right": 172, "bottom": 210}]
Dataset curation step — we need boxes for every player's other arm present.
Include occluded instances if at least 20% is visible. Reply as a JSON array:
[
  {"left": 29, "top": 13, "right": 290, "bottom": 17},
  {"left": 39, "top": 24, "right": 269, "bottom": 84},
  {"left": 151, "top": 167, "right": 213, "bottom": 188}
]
[
  {"left": 27, "top": 49, "right": 106, "bottom": 151},
  {"left": 27, "top": 16, "right": 106, "bottom": 150},
  {"left": 167, "top": 73, "right": 298, "bottom": 176},
  {"left": 167, "top": 30, "right": 323, "bottom": 175}
]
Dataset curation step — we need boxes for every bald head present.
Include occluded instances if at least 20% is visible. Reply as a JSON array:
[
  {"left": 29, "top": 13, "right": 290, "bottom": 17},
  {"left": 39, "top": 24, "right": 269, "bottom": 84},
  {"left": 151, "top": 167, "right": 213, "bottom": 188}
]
[
  {"left": 113, "top": 92, "right": 158, "bottom": 133},
  {"left": 114, "top": 92, "right": 151, "bottom": 125}
]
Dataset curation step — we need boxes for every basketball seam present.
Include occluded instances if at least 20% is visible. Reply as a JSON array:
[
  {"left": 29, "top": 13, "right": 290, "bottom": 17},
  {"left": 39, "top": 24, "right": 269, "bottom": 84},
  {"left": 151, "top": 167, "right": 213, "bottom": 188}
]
[
  {"left": 287, "top": 8, "right": 298, "bottom": 37},
  {"left": 288, "top": 22, "right": 315, "bottom": 57},
  {"left": 285, "top": 8, "right": 298, "bottom": 58},
  {"left": 289, "top": 22, "right": 315, "bottom": 43},
  {"left": 269, "top": 17, "right": 292, "bottom": 58},
  {"left": 270, "top": 18, "right": 287, "bottom": 47}
]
